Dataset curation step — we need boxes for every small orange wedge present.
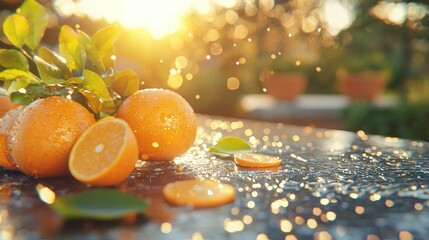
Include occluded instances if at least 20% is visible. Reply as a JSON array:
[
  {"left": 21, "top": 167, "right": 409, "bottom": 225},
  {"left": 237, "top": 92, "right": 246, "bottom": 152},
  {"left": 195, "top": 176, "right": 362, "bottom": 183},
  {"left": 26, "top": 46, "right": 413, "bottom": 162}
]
[
  {"left": 69, "top": 118, "right": 138, "bottom": 186},
  {"left": 234, "top": 152, "right": 281, "bottom": 168},
  {"left": 162, "top": 179, "right": 235, "bottom": 208}
]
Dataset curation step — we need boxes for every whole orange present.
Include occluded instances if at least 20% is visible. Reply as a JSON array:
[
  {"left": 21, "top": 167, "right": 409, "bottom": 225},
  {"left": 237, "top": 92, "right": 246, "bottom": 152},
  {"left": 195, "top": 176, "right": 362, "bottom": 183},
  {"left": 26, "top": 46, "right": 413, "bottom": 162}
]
[
  {"left": 117, "top": 88, "right": 197, "bottom": 161},
  {"left": 0, "top": 95, "right": 18, "bottom": 118},
  {"left": 0, "top": 108, "right": 22, "bottom": 170},
  {"left": 9, "top": 96, "right": 95, "bottom": 177}
]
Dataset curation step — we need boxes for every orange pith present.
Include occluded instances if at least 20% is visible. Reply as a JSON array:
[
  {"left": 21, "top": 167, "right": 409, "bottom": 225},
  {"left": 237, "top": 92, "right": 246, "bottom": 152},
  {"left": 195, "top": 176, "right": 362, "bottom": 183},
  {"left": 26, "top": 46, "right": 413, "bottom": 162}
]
[
  {"left": 117, "top": 88, "right": 197, "bottom": 161},
  {"left": 69, "top": 118, "right": 139, "bottom": 186},
  {"left": 9, "top": 96, "right": 95, "bottom": 178},
  {"left": 162, "top": 179, "right": 236, "bottom": 208},
  {"left": 234, "top": 152, "right": 282, "bottom": 168}
]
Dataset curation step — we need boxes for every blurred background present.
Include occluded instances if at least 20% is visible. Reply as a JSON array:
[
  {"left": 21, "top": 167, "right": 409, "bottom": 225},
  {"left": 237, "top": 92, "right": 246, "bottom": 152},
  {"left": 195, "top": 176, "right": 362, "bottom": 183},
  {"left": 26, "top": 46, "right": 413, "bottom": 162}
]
[{"left": 1, "top": 0, "right": 429, "bottom": 140}]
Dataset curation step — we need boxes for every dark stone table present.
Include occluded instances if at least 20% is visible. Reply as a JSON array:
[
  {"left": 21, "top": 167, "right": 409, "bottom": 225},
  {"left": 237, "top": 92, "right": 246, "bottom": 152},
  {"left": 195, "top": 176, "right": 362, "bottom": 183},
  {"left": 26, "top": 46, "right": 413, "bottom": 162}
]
[{"left": 1, "top": 114, "right": 428, "bottom": 240}]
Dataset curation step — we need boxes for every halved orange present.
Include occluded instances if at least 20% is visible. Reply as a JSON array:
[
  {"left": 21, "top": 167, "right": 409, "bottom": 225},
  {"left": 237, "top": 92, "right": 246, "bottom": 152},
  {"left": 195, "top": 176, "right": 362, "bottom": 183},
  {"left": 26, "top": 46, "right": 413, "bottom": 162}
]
[
  {"left": 69, "top": 118, "right": 138, "bottom": 186},
  {"left": 234, "top": 152, "right": 281, "bottom": 168},
  {"left": 162, "top": 179, "right": 235, "bottom": 208}
]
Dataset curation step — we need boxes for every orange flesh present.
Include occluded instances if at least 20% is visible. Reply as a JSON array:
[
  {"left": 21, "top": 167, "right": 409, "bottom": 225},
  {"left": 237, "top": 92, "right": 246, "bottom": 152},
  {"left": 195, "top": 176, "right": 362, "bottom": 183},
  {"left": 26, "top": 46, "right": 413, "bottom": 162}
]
[
  {"left": 234, "top": 152, "right": 281, "bottom": 168},
  {"left": 69, "top": 118, "right": 138, "bottom": 186},
  {"left": 162, "top": 179, "right": 235, "bottom": 208}
]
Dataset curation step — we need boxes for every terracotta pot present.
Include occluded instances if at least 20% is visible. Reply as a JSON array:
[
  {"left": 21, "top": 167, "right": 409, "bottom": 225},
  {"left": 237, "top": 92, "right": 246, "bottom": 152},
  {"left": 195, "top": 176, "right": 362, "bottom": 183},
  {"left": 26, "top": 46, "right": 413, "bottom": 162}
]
[
  {"left": 263, "top": 72, "right": 307, "bottom": 100},
  {"left": 337, "top": 71, "right": 388, "bottom": 101}
]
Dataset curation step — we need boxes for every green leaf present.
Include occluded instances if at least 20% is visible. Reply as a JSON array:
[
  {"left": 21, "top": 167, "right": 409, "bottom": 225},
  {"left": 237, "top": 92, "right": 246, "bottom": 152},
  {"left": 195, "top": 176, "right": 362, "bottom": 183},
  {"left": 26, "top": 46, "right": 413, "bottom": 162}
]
[
  {"left": 20, "top": 0, "right": 49, "bottom": 49},
  {"left": 91, "top": 25, "right": 121, "bottom": 69},
  {"left": 0, "top": 69, "right": 40, "bottom": 83},
  {"left": 78, "top": 31, "right": 105, "bottom": 74},
  {"left": 6, "top": 77, "right": 31, "bottom": 92},
  {"left": 209, "top": 136, "right": 252, "bottom": 155},
  {"left": 49, "top": 189, "right": 148, "bottom": 220},
  {"left": 0, "top": 49, "right": 29, "bottom": 71},
  {"left": 59, "top": 25, "right": 86, "bottom": 70},
  {"left": 91, "top": 24, "right": 122, "bottom": 55},
  {"left": 64, "top": 76, "right": 83, "bottom": 85},
  {"left": 83, "top": 69, "right": 110, "bottom": 100},
  {"left": 79, "top": 89, "right": 102, "bottom": 113},
  {"left": 101, "top": 48, "right": 115, "bottom": 69},
  {"left": 101, "top": 100, "right": 118, "bottom": 115},
  {"left": 2, "top": 14, "right": 30, "bottom": 48},
  {"left": 112, "top": 69, "right": 140, "bottom": 97},
  {"left": 34, "top": 46, "right": 70, "bottom": 84},
  {"left": 10, "top": 91, "right": 33, "bottom": 105}
]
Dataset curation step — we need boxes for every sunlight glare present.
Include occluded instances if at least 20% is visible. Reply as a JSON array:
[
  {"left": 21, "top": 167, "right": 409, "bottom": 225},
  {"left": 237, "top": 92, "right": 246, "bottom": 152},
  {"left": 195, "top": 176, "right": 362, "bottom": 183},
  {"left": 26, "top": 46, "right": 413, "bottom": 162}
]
[
  {"left": 54, "top": 0, "right": 228, "bottom": 39},
  {"left": 371, "top": 2, "right": 428, "bottom": 25},
  {"left": 322, "top": 0, "right": 354, "bottom": 36}
]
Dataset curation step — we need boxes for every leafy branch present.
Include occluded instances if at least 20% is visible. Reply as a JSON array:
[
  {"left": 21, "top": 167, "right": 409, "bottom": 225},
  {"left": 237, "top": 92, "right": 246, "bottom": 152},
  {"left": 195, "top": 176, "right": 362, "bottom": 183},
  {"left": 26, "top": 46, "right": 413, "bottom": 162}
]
[{"left": 0, "top": 0, "right": 140, "bottom": 118}]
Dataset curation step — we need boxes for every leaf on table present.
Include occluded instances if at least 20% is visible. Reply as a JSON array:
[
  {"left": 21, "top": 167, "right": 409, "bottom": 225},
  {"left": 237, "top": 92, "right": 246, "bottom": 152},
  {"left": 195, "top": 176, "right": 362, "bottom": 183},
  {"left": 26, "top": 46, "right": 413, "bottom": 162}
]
[
  {"left": 2, "top": 14, "right": 30, "bottom": 48},
  {"left": 20, "top": 0, "right": 48, "bottom": 49},
  {"left": 209, "top": 136, "right": 252, "bottom": 155},
  {"left": 48, "top": 189, "right": 148, "bottom": 220},
  {"left": 0, "top": 49, "right": 29, "bottom": 71},
  {"left": 59, "top": 25, "right": 86, "bottom": 71},
  {"left": 112, "top": 69, "right": 140, "bottom": 97},
  {"left": 83, "top": 69, "right": 110, "bottom": 100}
]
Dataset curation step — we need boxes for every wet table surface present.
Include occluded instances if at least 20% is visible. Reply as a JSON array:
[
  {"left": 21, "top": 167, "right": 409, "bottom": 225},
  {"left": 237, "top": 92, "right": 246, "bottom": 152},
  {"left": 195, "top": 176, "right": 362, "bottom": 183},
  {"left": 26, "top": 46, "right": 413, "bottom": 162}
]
[{"left": 1, "top": 114, "right": 428, "bottom": 240}]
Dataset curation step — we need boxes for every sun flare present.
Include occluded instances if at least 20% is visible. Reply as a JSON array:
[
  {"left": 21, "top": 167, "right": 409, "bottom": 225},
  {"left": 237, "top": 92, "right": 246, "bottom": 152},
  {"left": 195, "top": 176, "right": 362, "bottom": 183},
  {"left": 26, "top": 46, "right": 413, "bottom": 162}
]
[{"left": 53, "top": 0, "right": 238, "bottom": 39}]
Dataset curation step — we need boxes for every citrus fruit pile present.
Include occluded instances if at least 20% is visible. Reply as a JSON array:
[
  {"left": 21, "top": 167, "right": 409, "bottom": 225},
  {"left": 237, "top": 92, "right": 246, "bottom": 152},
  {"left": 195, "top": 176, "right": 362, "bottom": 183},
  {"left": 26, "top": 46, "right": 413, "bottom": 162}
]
[{"left": 0, "top": 88, "right": 197, "bottom": 186}]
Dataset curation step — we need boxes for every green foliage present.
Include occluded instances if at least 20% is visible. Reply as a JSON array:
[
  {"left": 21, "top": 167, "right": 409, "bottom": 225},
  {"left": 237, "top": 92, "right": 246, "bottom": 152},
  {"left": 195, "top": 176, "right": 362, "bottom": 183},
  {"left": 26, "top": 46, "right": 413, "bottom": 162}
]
[
  {"left": 20, "top": 0, "right": 49, "bottom": 49},
  {"left": 2, "top": 14, "right": 30, "bottom": 48},
  {"left": 112, "top": 69, "right": 140, "bottom": 97},
  {"left": 59, "top": 25, "right": 86, "bottom": 71},
  {"left": 341, "top": 53, "right": 392, "bottom": 73},
  {"left": 0, "top": 49, "right": 29, "bottom": 71},
  {"left": 269, "top": 59, "right": 303, "bottom": 73},
  {"left": 47, "top": 189, "right": 148, "bottom": 220},
  {"left": 0, "top": 0, "right": 140, "bottom": 118},
  {"left": 209, "top": 136, "right": 252, "bottom": 155},
  {"left": 342, "top": 101, "right": 429, "bottom": 141}
]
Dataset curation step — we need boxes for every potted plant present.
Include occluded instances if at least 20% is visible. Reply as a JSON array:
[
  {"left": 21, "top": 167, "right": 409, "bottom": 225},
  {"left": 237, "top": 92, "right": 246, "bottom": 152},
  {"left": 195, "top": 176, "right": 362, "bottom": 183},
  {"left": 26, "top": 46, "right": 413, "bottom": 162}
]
[
  {"left": 261, "top": 59, "right": 308, "bottom": 101},
  {"left": 336, "top": 54, "right": 391, "bottom": 101}
]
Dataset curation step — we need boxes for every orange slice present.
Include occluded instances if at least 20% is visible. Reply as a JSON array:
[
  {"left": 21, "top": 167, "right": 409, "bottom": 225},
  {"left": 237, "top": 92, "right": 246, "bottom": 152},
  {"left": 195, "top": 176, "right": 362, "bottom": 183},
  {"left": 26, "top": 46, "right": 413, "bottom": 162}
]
[
  {"left": 162, "top": 179, "right": 235, "bottom": 208},
  {"left": 69, "top": 118, "right": 138, "bottom": 186},
  {"left": 234, "top": 152, "right": 281, "bottom": 168}
]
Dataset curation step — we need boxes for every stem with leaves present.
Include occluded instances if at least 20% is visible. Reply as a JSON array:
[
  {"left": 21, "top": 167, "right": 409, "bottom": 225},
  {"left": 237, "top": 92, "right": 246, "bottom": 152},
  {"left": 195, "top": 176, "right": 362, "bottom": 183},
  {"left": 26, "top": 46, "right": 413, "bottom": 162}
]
[{"left": 0, "top": 0, "right": 140, "bottom": 119}]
